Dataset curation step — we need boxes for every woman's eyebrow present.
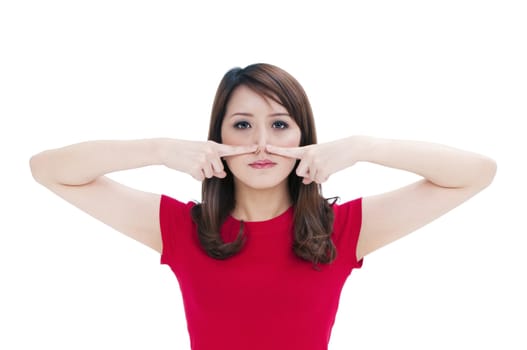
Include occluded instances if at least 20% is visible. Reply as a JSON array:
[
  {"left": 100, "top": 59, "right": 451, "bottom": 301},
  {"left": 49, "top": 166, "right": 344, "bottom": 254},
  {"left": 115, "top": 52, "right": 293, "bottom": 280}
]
[
  {"left": 229, "top": 112, "right": 291, "bottom": 118},
  {"left": 229, "top": 112, "right": 253, "bottom": 118},
  {"left": 269, "top": 113, "right": 291, "bottom": 117}
]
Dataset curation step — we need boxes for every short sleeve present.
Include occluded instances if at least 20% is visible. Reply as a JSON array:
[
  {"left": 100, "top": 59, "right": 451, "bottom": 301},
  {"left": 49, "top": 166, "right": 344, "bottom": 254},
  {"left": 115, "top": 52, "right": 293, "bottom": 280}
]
[
  {"left": 159, "top": 195, "right": 195, "bottom": 266},
  {"left": 332, "top": 198, "right": 363, "bottom": 270}
]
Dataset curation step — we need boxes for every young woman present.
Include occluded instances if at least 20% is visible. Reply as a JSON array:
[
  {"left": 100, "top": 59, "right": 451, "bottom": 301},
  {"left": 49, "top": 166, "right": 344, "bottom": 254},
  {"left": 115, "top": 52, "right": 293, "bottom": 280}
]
[{"left": 30, "top": 63, "right": 497, "bottom": 350}]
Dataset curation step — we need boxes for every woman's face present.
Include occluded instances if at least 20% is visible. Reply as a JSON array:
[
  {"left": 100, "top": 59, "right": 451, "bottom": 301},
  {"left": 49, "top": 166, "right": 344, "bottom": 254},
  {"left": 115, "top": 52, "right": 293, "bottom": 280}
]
[{"left": 221, "top": 85, "right": 302, "bottom": 191}]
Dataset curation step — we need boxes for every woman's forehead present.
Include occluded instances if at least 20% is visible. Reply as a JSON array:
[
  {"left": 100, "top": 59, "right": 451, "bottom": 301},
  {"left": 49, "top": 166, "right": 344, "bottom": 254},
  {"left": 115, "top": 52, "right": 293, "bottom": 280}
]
[{"left": 226, "top": 85, "right": 288, "bottom": 115}]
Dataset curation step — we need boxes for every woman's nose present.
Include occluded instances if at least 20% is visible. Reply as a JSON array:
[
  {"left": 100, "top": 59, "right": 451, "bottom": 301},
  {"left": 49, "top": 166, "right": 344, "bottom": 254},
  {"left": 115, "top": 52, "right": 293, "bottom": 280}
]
[{"left": 255, "top": 128, "right": 269, "bottom": 150}]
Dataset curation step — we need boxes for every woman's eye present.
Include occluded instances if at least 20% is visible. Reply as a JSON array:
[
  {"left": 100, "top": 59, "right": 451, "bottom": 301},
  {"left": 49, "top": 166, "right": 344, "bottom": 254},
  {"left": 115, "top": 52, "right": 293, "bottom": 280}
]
[
  {"left": 234, "top": 121, "right": 251, "bottom": 129},
  {"left": 272, "top": 120, "right": 289, "bottom": 129}
]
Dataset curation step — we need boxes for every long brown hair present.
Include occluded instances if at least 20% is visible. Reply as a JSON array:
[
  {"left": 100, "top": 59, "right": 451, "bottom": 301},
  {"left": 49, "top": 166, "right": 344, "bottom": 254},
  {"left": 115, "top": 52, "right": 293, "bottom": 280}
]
[{"left": 191, "top": 63, "right": 336, "bottom": 265}]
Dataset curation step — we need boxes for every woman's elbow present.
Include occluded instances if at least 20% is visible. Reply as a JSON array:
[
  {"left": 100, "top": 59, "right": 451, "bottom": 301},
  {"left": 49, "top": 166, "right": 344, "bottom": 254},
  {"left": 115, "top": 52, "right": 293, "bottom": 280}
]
[
  {"left": 29, "top": 152, "right": 50, "bottom": 185},
  {"left": 474, "top": 156, "right": 497, "bottom": 189}
]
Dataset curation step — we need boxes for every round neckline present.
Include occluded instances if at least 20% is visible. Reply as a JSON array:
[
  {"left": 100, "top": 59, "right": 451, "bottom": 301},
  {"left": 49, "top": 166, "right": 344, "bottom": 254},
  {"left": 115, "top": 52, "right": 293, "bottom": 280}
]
[{"left": 227, "top": 205, "right": 294, "bottom": 226}]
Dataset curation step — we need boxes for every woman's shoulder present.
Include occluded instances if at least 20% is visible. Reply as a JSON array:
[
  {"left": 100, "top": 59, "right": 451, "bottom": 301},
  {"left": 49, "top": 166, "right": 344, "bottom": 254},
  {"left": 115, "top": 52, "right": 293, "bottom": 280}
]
[
  {"left": 330, "top": 197, "right": 362, "bottom": 231},
  {"left": 160, "top": 194, "right": 197, "bottom": 209},
  {"left": 328, "top": 197, "right": 363, "bottom": 268},
  {"left": 159, "top": 194, "right": 198, "bottom": 224},
  {"left": 330, "top": 197, "right": 362, "bottom": 215}
]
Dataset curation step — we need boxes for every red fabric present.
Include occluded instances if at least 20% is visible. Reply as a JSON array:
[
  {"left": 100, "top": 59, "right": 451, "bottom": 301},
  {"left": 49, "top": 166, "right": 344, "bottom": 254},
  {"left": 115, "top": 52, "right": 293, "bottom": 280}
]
[{"left": 160, "top": 195, "right": 363, "bottom": 350}]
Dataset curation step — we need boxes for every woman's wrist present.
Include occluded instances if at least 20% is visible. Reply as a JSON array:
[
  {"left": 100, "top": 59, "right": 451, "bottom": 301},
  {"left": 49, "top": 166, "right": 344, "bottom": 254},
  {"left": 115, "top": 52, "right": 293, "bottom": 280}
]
[
  {"left": 346, "top": 135, "right": 375, "bottom": 164},
  {"left": 155, "top": 138, "right": 190, "bottom": 170},
  {"left": 153, "top": 138, "right": 173, "bottom": 167}
]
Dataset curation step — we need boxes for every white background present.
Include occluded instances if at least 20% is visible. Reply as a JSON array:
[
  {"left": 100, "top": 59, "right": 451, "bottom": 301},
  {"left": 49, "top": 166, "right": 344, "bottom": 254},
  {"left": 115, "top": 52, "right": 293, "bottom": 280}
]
[{"left": 1, "top": 0, "right": 526, "bottom": 349}]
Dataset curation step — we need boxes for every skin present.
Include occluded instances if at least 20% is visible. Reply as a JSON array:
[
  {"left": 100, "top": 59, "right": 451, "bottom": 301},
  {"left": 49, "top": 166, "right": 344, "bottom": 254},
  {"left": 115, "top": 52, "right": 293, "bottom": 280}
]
[
  {"left": 29, "top": 87, "right": 497, "bottom": 261},
  {"left": 221, "top": 85, "right": 302, "bottom": 221}
]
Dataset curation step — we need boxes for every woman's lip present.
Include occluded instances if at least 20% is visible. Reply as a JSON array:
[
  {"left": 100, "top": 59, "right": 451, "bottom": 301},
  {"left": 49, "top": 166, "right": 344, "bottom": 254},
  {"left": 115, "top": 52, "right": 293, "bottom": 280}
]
[
  {"left": 249, "top": 160, "right": 276, "bottom": 166},
  {"left": 249, "top": 163, "right": 276, "bottom": 169},
  {"left": 249, "top": 160, "right": 277, "bottom": 169}
]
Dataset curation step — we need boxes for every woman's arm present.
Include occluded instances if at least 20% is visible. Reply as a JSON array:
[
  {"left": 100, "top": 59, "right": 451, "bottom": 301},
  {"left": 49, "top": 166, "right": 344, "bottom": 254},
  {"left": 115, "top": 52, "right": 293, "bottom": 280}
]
[
  {"left": 30, "top": 139, "right": 168, "bottom": 252},
  {"left": 352, "top": 136, "right": 496, "bottom": 189},
  {"left": 267, "top": 135, "right": 497, "bottom": 260},
  {"left": 351, "top": 136, "right": 496, "bottom": 260},
  {"left": 30, "top": 139, "right": 166, "bottom": 186},
  {"left": 30, "top": 138, "right": 257, "bottom": 252}
]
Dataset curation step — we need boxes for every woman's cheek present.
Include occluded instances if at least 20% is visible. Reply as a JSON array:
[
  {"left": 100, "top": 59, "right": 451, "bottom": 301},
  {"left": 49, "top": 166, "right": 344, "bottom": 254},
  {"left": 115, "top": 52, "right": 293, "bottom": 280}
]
[
  {"left": 276, "top": 129, "right": 302, "bottom": 147},
  {"left": 222, "top": 131, "right": 253, "bottom": 147}
]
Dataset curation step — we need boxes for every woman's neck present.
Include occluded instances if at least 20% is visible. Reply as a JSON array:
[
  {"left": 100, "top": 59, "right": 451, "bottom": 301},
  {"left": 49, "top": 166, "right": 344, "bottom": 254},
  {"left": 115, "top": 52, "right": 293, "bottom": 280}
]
[{"left": 231, "top": 182, "right": 292, "bottom": 222}]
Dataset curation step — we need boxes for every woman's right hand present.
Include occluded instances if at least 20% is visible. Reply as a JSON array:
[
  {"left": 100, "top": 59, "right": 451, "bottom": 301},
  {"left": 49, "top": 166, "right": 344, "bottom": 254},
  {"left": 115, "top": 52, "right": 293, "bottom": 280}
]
[
  {"left": 29, "top": 138, "right": 258, "bottom": 253},
  {"left": 161, "top": 139, "right": 258, "bottom": 181}
]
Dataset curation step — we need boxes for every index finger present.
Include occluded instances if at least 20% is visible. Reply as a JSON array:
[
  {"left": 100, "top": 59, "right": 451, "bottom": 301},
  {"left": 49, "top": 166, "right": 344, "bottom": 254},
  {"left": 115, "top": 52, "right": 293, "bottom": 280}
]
[
  {"left": 218, "top": 144, "right": 259, "bottom": 157},
  {"left": 265, "top": 144, "right": 305, "bottom": 159}
]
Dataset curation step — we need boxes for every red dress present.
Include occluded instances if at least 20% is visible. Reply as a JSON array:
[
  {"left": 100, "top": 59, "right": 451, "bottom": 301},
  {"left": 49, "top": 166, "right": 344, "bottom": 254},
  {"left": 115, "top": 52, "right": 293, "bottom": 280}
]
[{"left": 160, "top": 195, "right": 363, "bottom": 350}]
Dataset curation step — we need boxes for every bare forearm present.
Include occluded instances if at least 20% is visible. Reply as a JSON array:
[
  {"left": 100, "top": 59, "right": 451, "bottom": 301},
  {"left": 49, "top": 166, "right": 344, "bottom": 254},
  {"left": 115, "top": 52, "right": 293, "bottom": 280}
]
[
  {"left": 350, "top": 135, "right": 497, "bottom": 188},
  {"left": 30, "top": 139, "right": 167, "bottom": 185}
]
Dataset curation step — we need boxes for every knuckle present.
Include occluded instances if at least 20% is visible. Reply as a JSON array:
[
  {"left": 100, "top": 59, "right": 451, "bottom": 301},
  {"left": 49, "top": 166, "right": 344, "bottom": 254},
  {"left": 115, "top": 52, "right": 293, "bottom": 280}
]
[
  {"left": 305, "top": 148, "right": 316, "bottom": 158},
  {"left": 312, "top": 156, "right": 323, "bottom": 167},
  {"left": 204, "top": 148, "right": 215, "bottom": 159},
  {"left": 197, "top": 154, "right": 208, "bottom": 165},
  {"left": 191, "top": 171, "right": 203, "bottom": 181},
  {"left": 192, "top": 163, "right": 202, "bottom": 172}
]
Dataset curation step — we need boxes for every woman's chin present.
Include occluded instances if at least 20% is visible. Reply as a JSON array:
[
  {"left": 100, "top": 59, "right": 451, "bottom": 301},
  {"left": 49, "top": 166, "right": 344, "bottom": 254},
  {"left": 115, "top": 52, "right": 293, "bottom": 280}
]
[{"left": 233, "top": 176, "right": 289, "bottom": 192}]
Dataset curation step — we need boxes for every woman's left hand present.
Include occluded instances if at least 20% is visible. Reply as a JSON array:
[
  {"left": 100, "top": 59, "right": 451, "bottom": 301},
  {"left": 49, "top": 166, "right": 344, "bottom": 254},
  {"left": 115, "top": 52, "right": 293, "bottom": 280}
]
[{"left": 266, "top": 137, "right": 358, "bottom": 185}]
